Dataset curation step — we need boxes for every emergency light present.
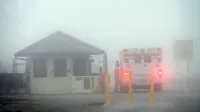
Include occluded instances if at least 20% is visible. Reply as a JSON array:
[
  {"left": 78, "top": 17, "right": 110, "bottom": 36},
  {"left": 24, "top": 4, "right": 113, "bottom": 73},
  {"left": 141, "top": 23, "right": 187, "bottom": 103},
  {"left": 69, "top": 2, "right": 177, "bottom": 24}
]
[
  {"left": 158, "top": 69, "right": 162, "bottom": 77},
  {"left": 124, "top": 72, "right": 129, "bottom": 76}
]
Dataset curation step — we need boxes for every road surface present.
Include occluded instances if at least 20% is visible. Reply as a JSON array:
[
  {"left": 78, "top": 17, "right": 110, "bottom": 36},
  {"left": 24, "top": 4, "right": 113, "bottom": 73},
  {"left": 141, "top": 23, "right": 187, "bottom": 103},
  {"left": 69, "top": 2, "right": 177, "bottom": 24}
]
[
  {"left": 1, "top": 78, "right": 199, "bottom": 111},
  {"left": 1, "top": 89, "right": 199, "bottom": 111}
]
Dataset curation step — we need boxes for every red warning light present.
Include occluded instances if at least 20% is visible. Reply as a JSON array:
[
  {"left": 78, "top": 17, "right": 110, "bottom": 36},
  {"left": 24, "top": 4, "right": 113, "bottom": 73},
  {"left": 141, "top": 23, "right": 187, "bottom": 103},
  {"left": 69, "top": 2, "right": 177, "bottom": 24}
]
[
  {"left": 158, "top": 70, "right": 162, "bottom": 77},
  {"left": 124, "top": 72, "right": 129, "bottom": 76}
]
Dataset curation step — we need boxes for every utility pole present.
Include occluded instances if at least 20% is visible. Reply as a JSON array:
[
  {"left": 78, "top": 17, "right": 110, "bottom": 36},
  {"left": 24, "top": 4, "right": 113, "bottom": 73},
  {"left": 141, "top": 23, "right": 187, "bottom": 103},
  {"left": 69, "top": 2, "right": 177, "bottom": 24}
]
[{"left": 187, "top": 59, "right": 190, "bottom": 74}]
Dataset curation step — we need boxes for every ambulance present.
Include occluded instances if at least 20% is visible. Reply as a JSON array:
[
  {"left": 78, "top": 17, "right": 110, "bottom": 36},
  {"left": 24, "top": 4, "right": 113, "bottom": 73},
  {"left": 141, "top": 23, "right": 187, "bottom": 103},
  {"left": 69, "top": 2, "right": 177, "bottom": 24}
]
[{"left": 115, "top": 48, "right": 163, "bottom": 92}]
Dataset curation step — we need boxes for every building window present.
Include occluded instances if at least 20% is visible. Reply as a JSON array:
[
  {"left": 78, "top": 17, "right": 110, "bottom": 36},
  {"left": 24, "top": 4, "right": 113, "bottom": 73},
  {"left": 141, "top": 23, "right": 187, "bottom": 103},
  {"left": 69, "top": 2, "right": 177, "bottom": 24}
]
[
  {"left": 83, "top": 77, "right": 90, "bottom": 89},
  {"left": 135, "top": 56, "right": 141, "bottom": 63},
  {"left": 144, "top": 56, "right": 151, "bottom": 63},
  {"left": 74, "top": 58, "right": 86, "bottom": 76},
  {"left": 53, "top": 58, "right": 67, "bottom": 77},
  {"left": 33, "top": 59, "right": 47, "bottom": 77}
]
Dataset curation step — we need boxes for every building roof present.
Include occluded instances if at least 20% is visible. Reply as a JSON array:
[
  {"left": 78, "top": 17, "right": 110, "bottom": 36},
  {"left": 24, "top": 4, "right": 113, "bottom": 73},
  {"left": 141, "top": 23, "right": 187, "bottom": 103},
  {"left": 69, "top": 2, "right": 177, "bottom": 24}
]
[{"left": 15, "top": 31, "right": 105, "bottom": 57}]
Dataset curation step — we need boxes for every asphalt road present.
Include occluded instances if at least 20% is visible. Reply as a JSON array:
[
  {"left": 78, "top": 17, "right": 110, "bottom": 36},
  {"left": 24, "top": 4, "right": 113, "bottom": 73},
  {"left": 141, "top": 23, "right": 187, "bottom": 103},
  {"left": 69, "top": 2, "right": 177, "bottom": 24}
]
[
  {"left": 1, "top": 79, "right": 199, "bottom": 112},
  {"left": 1, "top": 89, "right": 199, "bottom": 112},
  {"left": 31, "top": 81, "right": 198, "bottom": 107}
]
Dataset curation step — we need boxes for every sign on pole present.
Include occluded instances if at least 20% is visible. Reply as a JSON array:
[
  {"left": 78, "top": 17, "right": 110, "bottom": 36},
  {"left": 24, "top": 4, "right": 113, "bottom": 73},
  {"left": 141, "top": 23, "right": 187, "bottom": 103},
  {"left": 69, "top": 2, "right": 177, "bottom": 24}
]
[
  {"left": 173, "top": 40, "right": 193, "bottom": 61},
  {"left": 173, "top": 40, "right": 193, "bottom": 74}
]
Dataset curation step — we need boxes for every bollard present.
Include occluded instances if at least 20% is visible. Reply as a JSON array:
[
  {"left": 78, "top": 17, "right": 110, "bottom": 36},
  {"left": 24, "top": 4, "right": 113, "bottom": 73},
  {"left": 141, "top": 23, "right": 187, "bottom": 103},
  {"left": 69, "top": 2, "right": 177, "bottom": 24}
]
[
  {"left": 104, "top": 72, "right": 111, "bottom": 104},
  {"left": 90, "top": 77, "right": 93, "bottom": 93},
  {"left": 128, "top": 71, "right": 133, "bottom": 104},
  {"left": 150, "top": 74, "right": 155, "bottom": 104}
]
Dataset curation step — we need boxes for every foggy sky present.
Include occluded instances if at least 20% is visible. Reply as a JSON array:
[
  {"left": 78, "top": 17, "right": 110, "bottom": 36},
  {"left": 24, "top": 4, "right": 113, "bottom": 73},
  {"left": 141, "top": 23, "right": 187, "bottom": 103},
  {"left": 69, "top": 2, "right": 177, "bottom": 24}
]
[{"left": 0, "top": 0, "right": 200, "bottom": 74}]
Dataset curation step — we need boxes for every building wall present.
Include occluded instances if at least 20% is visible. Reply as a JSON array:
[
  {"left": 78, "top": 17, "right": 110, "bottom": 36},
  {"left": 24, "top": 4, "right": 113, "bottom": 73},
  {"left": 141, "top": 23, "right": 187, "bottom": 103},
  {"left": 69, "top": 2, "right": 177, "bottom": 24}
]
[
  {"left": 71, "top": 76, "right": 100, "bottom": 93},
  {"left": 28, "top": 57, "right": 73, "bottom": 94},
  {"left": 71, "top": 59, "right": 100, "bottom": 93}
]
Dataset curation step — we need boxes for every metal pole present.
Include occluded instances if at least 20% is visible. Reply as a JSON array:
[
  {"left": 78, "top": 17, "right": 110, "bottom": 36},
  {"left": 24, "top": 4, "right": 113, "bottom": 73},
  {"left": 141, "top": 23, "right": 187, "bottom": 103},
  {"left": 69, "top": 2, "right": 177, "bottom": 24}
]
[
  {"left": 103, "top": 52, "right": 110, "bottom": 104},
  {"left": 104, "top": 72, "right": 110, "bottom": 104},
  {"left": 150, "top": 74, "right": 155, "bottom": 104},
  {"left": 12, "top": 58, "right": 16, "bottom": 73},
  {"left": 128, "top": 71, "right": 133, "bottom": 104},
  {"left": 187, "top": 59, "right": 190, "bottom": 74},
  {"left": 90, "top": 77, "right": 93, "bottom": 93},
  {"left": 103, "top": 52, "right": 108, "bottom": 72},
  {"left": 186, "top": 60, "right": 190, "bottom": 87}
]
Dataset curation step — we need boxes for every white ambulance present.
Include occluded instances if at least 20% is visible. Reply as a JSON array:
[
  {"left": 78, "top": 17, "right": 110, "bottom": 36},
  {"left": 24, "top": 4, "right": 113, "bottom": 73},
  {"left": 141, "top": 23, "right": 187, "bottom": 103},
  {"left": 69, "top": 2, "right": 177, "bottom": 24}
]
[{"left": 115, "top": 48, "right": 163, "bottom": 92}]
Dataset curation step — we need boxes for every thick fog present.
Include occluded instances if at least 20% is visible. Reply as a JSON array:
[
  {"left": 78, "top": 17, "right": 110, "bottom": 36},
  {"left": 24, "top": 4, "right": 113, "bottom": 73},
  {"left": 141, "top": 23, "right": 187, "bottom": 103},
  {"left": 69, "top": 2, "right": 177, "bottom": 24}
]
[{"left": 0, "top": 0, "right": 200, "bottom": 75}]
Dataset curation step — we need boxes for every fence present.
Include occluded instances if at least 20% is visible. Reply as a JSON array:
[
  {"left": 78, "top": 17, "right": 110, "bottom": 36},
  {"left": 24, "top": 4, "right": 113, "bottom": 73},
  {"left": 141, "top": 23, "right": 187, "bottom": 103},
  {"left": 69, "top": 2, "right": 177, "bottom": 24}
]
[{"left": 0, "top": 73, "right": 28, "bottom": 94}]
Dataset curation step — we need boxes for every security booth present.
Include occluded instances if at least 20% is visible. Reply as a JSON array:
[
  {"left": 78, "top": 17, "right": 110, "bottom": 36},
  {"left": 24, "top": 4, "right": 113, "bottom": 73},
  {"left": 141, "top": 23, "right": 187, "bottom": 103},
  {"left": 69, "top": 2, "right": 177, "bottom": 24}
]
[{"left": 14, "top": 31, "right": 107, "bottom": 94}]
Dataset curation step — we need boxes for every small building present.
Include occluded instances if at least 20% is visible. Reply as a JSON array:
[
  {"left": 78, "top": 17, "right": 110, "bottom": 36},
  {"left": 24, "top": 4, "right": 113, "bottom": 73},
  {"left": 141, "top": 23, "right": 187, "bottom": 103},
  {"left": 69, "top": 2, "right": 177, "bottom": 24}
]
[{"left": 14, "top": 31, "right": 105, "bottom": 94}]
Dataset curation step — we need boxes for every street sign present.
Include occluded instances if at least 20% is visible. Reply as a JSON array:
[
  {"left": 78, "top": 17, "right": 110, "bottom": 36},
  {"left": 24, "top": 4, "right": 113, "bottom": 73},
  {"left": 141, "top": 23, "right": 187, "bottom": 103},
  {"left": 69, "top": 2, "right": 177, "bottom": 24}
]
[{"left": 173, "top": 40, "right": 193, "bottom": 61}]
